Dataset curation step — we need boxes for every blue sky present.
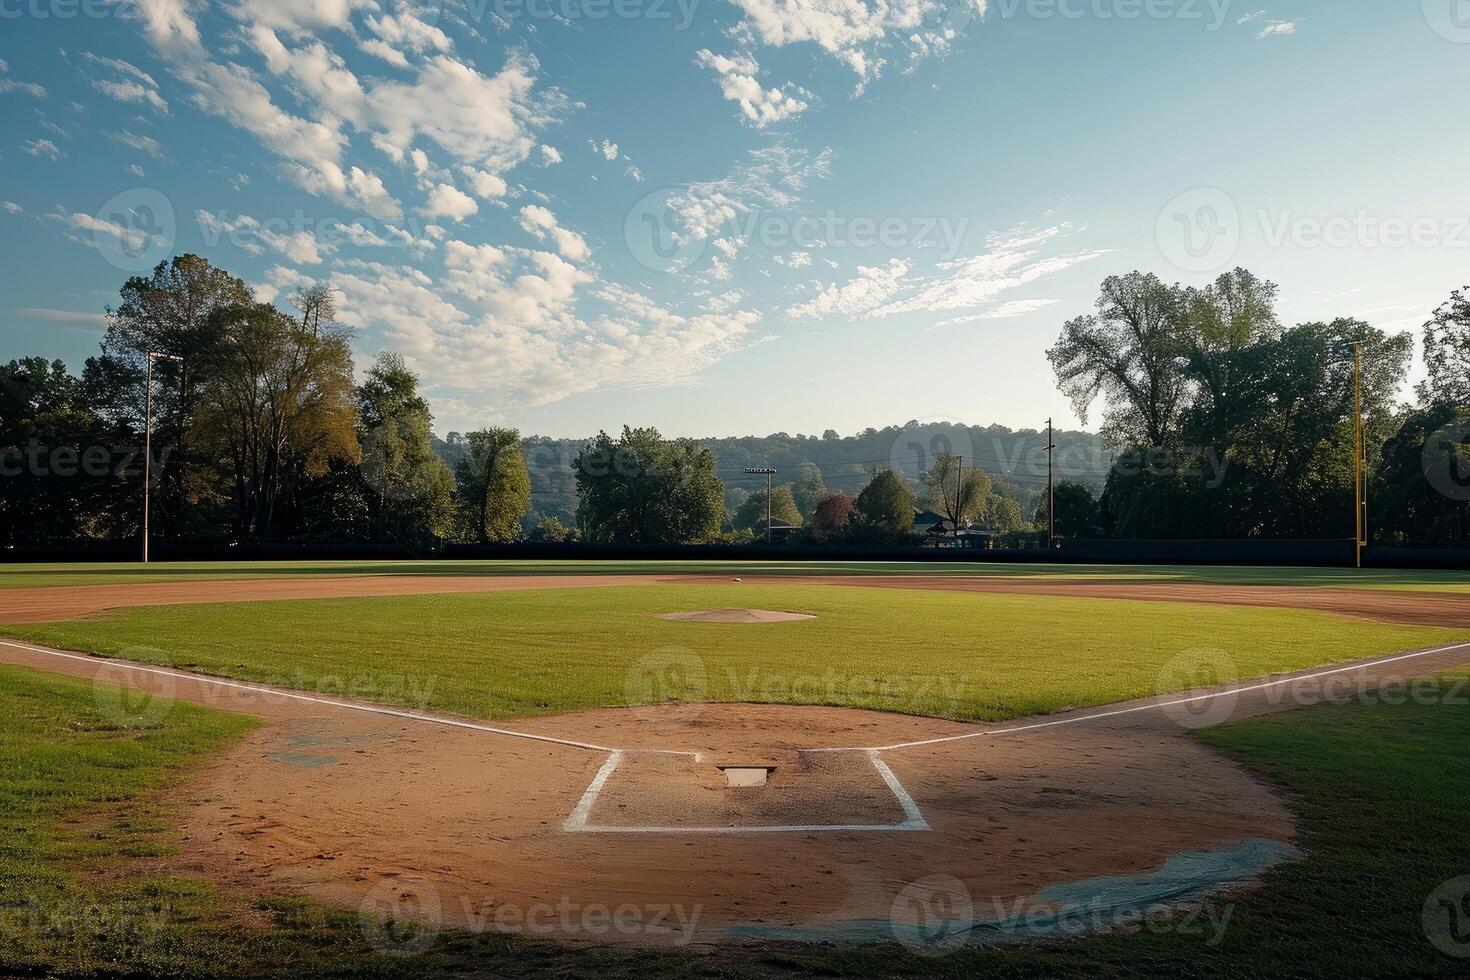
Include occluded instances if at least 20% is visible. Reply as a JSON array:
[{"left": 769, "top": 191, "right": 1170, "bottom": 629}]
[{"left": 2, "top": 0, "right": 1468, "bottom": 438}]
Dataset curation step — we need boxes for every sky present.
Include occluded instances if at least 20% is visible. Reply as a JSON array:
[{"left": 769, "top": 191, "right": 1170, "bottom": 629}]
[{"left": 2, "top": 0, "right": 1468, "bottom": 439}]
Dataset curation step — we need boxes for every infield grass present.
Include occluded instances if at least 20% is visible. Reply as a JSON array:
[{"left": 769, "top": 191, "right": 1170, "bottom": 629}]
[
  {"left": 2, "top": 558, "right": 1468, "bottom": 592},
  {"left": 3, "top": 584, "right": 1463, "bottom": 723}
]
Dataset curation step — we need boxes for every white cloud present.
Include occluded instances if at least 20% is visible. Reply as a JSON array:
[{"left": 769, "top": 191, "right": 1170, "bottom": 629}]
[
  {"left": 53, "top": 209, "right": 169, "bottom": 256},
  {"left": 696, "top": 49, "right": 812, "bottom": 127},
  {"left": 3, "top": 201, "right": 22, "bottom": 214},
  {"left": 22, "top": 138, "right": 63, "bottom": 160},
  {"left": 788, "top": 258, "right": 909, "bottom": 318},
  {"left": 108, "top": 130, "right": 169, "bottom": 160},
  {"left": 83, "top": 53, "right": 169, "bottom": 111},
  {"left": 517, "top": 204, "right": 590, "bottom": 262},
  {"left": 935, "top": 298, "right": 1060, "bottom": 326},
  {"left": 1236, "top": 9, "right": 1266, "bottom": 24},
  {"left": 539, "top": 144, "right": 561, "bottom": 165},
  {"left": 726, "top": 0, "right": 986, "bottom": 85},
  {"left": 594, "top": 138, "right": 619, "bottom": 160},
  {"left": 1256, "top": 19, "right": 1300, "bottom": 39},
  {"left": 195, "top": 209, "right": 326, "bottom": 264},
  {"left": 421, "top": 183, "right": 479, "bottom": 222},
  {"left": 463, "top": 167, "right": 509, "bottom": 200},
  {"left": 127, "top": 163, "right": 147, "bottom": 177}
]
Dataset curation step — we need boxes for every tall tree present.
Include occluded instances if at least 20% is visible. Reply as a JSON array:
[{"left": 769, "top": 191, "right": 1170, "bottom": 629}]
[
  {"left": 1419, "top": 288, "right": 1470, "bottom": 406},
  {"left": 733, "top": 485, "right": 802, "bottom": 531},
  {"left": 807, "top": 491, "right": 855, "bottom": 542},
  {"left": 574, "top": 427, "right": 723, "bottom": 544},
  {"left": 456, "top": 428, "right": 531, "bottom": 543},
  {"left": 96, "top": 254, "right": 253, "bottom": 537},
  {"left": 919, "top": 452, "right": 991, "bottom": 533},
  {"left": 201, "top": 301, "right": 359, "bottom": 538},
  {"left": 790, "top": 465, "right": 827, "bottom": 519},
  {"left": 852, "top": 469, "right": 915, "bottom": 540},
  {"left": 1032, "top": 481, "right": 1102, "bottom": 539},
  {"left": 1047, "top": 272, "right": 1190, "bottom": 449},
  {"left": 356, "top": 353, "right": 455, "bottom": 546}
]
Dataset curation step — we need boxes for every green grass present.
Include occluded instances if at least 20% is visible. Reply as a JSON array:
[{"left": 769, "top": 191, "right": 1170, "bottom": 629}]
[
  {"left": 3, "top": 558, "right": 1469, "bottom": 591},
  {"left": 4, "top": 584, "right": 1463, "bottom": 723},
  {"left": 7, "top": 662, "right": 1470, "bottom": 977}
]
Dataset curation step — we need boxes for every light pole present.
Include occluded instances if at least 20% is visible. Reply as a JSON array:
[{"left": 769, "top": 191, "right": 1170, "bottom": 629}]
[
  {"left": 142, "top": 351, "right": 184, "bottom": 563},
  {"left": 744, "top": 467, "right": 777, "bottom": 544},
  {"left": 1046, "top": 418, "right": 1055, "bottom": 549}
]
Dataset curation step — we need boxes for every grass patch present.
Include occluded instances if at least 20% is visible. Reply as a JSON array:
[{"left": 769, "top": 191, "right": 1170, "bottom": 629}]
[
  {"left": 4, "top": 585, "right": 1463, "bottom": 722},
  {"left": 1, "top": 559, "right": 1468, "bottom": 591}
]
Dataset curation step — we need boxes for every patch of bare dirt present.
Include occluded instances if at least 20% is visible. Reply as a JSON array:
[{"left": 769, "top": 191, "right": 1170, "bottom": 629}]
[{"left": 655, "top": 608, "right": 815, "bottom": 623}]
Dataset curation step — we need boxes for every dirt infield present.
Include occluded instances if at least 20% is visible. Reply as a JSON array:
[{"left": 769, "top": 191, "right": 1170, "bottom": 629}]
[
  {"left": 3, "top": 570, "right": 1468, "bottom": 627},
  {"left": 6, "top": 637, "right": 1470, "bottom": 947}
]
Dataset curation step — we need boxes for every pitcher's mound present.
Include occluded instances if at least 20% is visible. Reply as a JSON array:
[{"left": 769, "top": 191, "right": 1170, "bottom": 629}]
[{"left": 656, "top": 608, "right": 815, "bottom": 623}]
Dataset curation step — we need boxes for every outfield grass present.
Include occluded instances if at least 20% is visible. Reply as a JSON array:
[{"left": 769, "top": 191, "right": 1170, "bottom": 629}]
[
  {"left": 2, "top": 558, "right": 1469, "bottom": 592},
  {"left": 7, "top": 662, "right": 1468, "bottom": 978},
  {"left": 4, "top": 584, "right": 1463, "bottom": 723}
]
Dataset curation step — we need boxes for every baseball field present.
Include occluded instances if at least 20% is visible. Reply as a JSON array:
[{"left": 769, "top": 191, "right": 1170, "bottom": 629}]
[{"left": 4, "top": 559, "right": 1470, "bottom": 977}]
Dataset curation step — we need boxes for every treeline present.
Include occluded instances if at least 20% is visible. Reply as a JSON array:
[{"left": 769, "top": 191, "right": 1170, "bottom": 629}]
[
  {"left": 3, "top": 256, "right": 1465, "bottom": 551},
  {"left": 1045, "top": 269, "right": 1470, "bottom": 545}
]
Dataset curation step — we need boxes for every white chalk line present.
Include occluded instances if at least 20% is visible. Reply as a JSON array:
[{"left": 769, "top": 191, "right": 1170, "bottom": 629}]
[
  {"left": 0, "top": 638, "right": 629, "bottom": 755},
  {"left": 563, "top": 747, "right": 929, "bottom": 834},
  {"left": 814, "top": 639, "right": 1470, "bottom": 753}
]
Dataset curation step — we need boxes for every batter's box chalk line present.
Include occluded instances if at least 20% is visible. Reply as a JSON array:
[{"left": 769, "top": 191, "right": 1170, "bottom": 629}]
[{"left": 562, "top": 748, "right": 930, "bottom": 834}]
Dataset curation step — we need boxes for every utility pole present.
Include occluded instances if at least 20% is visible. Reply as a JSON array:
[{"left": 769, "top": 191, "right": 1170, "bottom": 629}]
[
  {"left": 1353, "top": 343, "right": 1365, "bottom": 569},
  {"left": 744, "top": 467, "right": 777, "bottom": 544},
  {"left": 955, "top": 454, "right": 963, "bottom": 543},
  {"left": 1046, "top": 418, "right": 1056, "bottom": 549},
  {"left": 141, "top": 351, "right": 184, "bottom": 563}
]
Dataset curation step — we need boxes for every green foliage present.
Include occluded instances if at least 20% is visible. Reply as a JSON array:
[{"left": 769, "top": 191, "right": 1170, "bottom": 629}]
[
  {"left": 573, "top": 427, "right": 723, "bottom": 544},
  {"left": 732, "top": 483, "right": 803, "bottom": 530},
  {"left": 919, "top": 452, "right": 992, "bottom": 530},
  {"left": 1419, "top": 287, "right": 1470, "bottom": 406},
  {"left": 455, "top": 428, "right": 531, "bottom": 543},
  {"left": 1034, "top": 480, "right": 1102, "bottom": 538},
  {"left": 356, "top": 353, "right": 456, "bottom": 546},
  {"left": 853, "top": 469, "right": 915, "bottom": 540},
  {"left": 791, "top": 467, "right": 827, "bottom": 519},
  {"left": 528, "top": 515, "right": 578, "bottom": 543}
]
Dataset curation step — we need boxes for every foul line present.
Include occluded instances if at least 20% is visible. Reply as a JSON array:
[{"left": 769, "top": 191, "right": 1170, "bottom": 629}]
[
  {"left": 817, "top": 639, "right": 1470, "bottom": 753},
  {"left": 563, "top": 747, "right": 930, "bottom": 834},
  {"left": 0, "top": 638, "right": 622, "bottom": 754}
]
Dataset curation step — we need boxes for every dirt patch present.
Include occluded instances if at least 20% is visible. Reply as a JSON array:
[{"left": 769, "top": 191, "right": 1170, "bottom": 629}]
[
  {"left": 10, "top": 637, "right": 1469, "bottom": 947},
  {"left": 0, "top": 574, "right": 677, "bottom": 624},
  {"left": 656, "top": 608, "right": 815, "bottom": 623}
]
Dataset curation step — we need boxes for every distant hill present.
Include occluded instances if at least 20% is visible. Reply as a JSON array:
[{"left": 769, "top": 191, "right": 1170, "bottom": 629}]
[{"left": 435, "top": 422, "right": 1109, "bottom": 525}]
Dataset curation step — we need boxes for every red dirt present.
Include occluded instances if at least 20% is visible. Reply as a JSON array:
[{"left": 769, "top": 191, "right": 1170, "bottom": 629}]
[{"left": 7, "top": 637, "right": 1470, "bottom": 948}]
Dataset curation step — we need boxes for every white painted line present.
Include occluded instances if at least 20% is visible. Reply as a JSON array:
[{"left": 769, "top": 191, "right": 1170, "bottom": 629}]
[
  {"left": 563, "top": 747, "right": 929, "bottom": 834},
  {"left": 0, "top": 638, "right": 620, "bottom": 754},
  {"left": 817, "top": 640, "right": 1470, "bottom": 753}
]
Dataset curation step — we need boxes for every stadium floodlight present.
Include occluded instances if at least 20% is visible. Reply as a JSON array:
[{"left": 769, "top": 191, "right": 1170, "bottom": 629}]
[
  {"left": 744, "top": 467, "right": 778, "bottom": 544},
  {"left": 142, "top": 351, "right": 184, "bottom": 564}
]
